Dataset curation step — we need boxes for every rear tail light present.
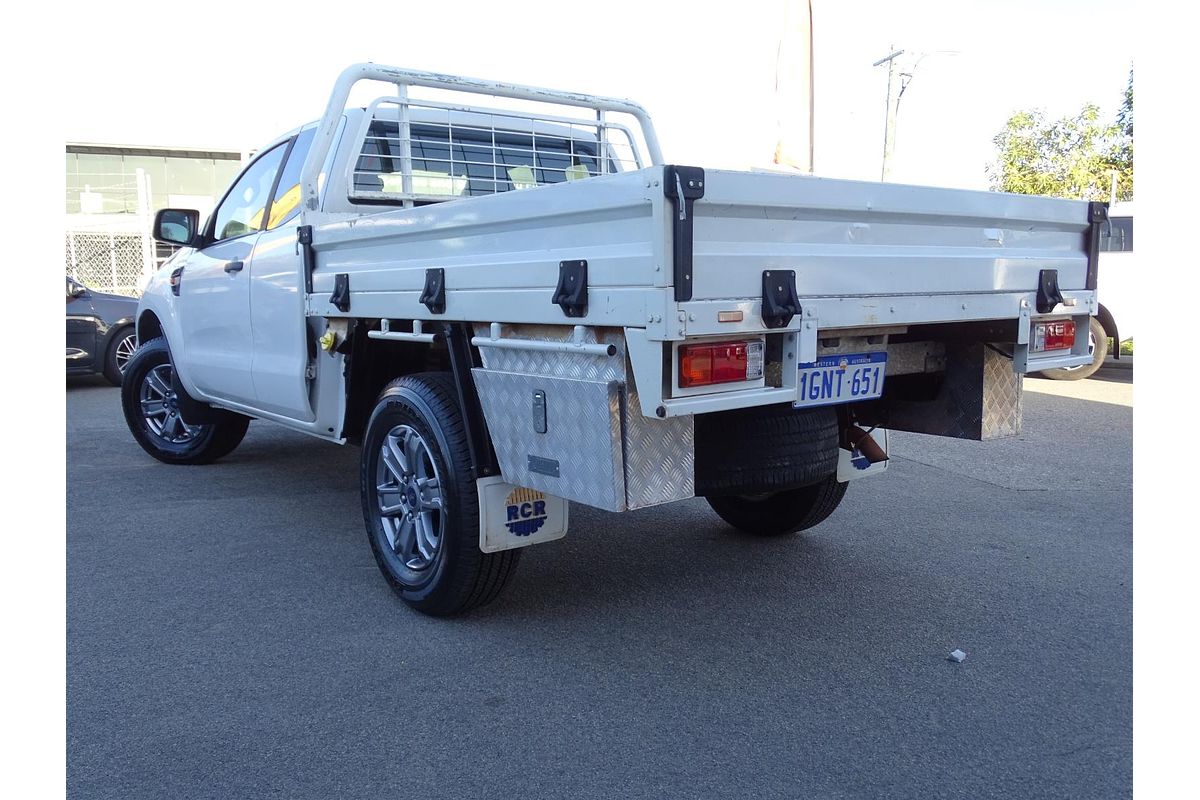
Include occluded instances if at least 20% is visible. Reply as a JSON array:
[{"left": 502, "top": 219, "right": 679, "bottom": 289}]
[
  {"left": 679, "top": 340, "right": 764, "bottom": 388},
  {"left": 1032, "top": 320, "right": 1076, "bottom": 352}
]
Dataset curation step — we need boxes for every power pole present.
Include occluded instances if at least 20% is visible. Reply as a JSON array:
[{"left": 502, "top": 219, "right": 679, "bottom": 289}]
[
  {"left": 873, "top": 47, "right": 904, "bottom": 181},
  {"left": 773, "top": 0, "right": 816, "bottom": 173}
]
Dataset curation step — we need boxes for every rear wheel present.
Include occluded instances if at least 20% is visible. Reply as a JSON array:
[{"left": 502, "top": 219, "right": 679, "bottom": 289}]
[
  {"left": 707, "top": 476, "right": 848, "bottom": 536},
  {"left": 694, "top": 404, "right": 840, "bottom": 496},
  {"left": 120, "top": 338, "right": 249, "bottom": 465},
  {"left": 1039, "top": 317, "right": 1109, "bottom": 381},
  {"left": 361, "top": 373, "right": 520, "bottom": 616}
]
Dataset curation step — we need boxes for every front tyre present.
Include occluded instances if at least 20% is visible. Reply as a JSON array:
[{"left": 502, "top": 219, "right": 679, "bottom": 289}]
[
  {"left": 103, "top": 326, "right": 137, "bottom": 386},
  {"left": 361, "top": 373, "right": 520, "bottom": 616},
  {"left": 707, "top": 475, "right": 848, "bottom": 536},
  {"left": 1039, "top": 317, "right": 1109, "bottom": 381},
  {"left": 120, "top": 338, "right": 249, "bottom": 465}
]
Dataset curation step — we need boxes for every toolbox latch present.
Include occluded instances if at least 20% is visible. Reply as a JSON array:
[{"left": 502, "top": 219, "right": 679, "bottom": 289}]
[{"left": 761, "top": 270, "right": 800, "bottom": 328}]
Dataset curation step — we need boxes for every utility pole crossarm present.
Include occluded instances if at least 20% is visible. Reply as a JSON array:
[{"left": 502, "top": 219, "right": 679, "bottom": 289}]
[{"left": 872, "top": 49, "right": 904, "bottom": 68}]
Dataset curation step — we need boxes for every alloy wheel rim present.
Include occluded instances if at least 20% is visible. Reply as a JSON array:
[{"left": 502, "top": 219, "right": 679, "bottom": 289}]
[
  {"left": 376, "top": 424, "right": 445, "bottom": 571},
  {"left": 139, "top": 364, "right": 202, "bottom": 443},
  {"left": 115, "top": 334, "right": 138, "bottom": 373},
  {"left": 1062, "top": 329, "right": 1097, "bottom": 372}
]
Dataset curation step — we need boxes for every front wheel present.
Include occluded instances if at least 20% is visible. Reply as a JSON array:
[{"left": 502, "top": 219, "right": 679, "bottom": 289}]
[
  {"left": 103, "top": 326, "right": 137, "bottom": 386},
  {"left": 706, "top": 476, "right": 848, "bottom": 536},
  {"left": 120, "top": 338, "right": 249, "bottom": 465},
  {"left": 361, "top": 373, "right": 520, "bottom": 616}
]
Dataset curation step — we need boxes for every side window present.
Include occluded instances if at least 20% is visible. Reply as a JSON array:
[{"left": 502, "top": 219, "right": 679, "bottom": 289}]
[
  {"left": 267, "top": 128, "right": 316, "bottom": 229},
  {"left": 211, "top": 144, "right": 287, "bottom": 242}
]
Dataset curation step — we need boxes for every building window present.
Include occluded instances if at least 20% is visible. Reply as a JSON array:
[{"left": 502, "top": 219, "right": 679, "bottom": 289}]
[
  {"left": 65, "top": 147, "right": 243, "bottom": 217},
  {"left": 1102, "top": 216, "right": 1133, "bottom": 253}
]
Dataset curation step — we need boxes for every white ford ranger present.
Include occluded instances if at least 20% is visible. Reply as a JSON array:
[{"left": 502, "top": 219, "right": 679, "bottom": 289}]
[{"left": 124, "top": 64, "right": 1106, "bottom": 616}]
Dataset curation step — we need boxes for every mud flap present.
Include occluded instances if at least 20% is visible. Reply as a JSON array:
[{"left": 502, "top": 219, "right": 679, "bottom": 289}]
[
  {"left": 836, "top": 428, "right": 889, "bottom": 483},
  {"left": 477, "top": 476, "right": 569, "bottom": 553}
]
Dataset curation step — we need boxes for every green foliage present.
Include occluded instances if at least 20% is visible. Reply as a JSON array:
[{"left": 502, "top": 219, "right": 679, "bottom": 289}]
[
  {"left": 988, "top": 70, "right": 1133, "bottom": 201},
  {"left": 1110, "top": 69, "right": 1133, "bottom": 192},
  {"left": 1120, "top": 338, "right": 1133, "bottom": 356},
  {"left": 1117, "top": 68, "right": 1133, "bottom": 138}
]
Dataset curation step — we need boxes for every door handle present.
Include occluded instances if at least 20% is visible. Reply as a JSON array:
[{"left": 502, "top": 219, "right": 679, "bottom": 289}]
[{"left": 223, "top": 260, "right": 244, "bottom": 273}]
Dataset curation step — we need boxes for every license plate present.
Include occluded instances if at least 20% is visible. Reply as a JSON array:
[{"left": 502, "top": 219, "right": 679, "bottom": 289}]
[{"left": 794, "top": 352, "right": 887, "bottom": 408}]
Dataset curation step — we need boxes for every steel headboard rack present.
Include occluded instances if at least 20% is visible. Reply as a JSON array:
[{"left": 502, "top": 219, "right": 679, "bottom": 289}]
[{"left": 299, "top": 63, "right": 664, "bottom": 213}]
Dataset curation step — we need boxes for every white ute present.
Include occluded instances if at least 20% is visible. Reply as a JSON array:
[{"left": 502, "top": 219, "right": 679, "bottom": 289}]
[{"left": 125, "top": 64, "right": 1106, "bottom": 616}]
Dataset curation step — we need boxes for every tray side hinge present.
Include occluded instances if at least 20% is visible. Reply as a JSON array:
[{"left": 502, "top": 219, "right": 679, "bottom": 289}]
[
  {"left": 1085, "top": 201, "right": 1109, "bottom": 292},
  {"left": 297, "top": 224, "right": 315, "bottom": 295},
  {"left": 663, "top": 165, "right": 705, "bottom": 302}
]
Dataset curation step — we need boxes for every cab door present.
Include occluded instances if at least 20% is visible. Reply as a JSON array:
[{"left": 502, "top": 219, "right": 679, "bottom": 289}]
[
  {"left": 248, "top": 127, "right": 319, "bottom": 421},
  {"left": 177, "top": 143, "right": 288, "bottom": 406},
  {"left": 65, "top": 277, "right": 97, "bottom": 371}
]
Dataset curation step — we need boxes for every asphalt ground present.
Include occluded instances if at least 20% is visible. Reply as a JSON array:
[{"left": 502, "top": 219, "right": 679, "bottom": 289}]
[{"left": 66, "top": 368, "right": 1131, "bottom": 799}]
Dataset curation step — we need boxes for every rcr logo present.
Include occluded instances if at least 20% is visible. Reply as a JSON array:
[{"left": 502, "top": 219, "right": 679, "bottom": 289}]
[{"left": 504, "top": 487, "right": 548, "bottom": 536}]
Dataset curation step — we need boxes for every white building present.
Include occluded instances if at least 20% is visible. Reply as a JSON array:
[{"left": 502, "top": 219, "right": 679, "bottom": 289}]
[{"left": 65, "top": 143, "right": 245, "bottom": 295}]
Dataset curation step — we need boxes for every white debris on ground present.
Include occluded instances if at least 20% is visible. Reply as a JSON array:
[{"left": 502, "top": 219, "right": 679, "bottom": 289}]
[{"left": 948, "top": 649, "right": 968, "bottom": 663}]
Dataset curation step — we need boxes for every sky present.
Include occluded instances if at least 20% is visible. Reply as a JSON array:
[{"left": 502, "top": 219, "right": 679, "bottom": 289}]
[{"left": 61, "top": 0, "right": 1132, "bottom": 192}]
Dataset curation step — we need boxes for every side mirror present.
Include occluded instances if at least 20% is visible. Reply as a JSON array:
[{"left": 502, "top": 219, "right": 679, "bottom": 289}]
[
  {"left": 153, "top": 208, "right": 200, "bottom": 246},
  {"left": 67, "top": 278, "right": 86, "bottom": 298}
]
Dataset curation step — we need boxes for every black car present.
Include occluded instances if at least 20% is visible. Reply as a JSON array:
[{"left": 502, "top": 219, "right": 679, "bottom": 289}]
[{"left": 66, "top": 276, "right": 139, "bottom": 386}]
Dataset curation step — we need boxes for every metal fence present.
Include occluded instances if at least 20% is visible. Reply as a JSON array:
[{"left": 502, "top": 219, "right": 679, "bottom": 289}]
[
  {"left": 64, "top": 229, "right": 155, "bottom": 297},
  {"left": 65, "top": 165, "right": 160, "bottom": 297}
]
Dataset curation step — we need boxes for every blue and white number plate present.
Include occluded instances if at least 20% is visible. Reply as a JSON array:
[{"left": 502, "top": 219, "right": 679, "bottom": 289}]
[{"left": 794, "top": 352, "right": 887, "bottom": 408}]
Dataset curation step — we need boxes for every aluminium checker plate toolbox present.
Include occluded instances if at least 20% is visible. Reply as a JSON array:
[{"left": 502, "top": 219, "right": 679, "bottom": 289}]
[{"left": 471, "top": 325, "right": 694, "bottom": 512}]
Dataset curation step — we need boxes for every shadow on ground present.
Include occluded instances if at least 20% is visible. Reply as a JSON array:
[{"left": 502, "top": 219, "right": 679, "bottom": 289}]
[{"left": 66, "top": 372, "right": 1131, "bottom": 800}]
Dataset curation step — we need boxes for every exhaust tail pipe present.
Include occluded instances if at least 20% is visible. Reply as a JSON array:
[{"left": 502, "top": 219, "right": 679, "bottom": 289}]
[{"left": 844, "top": 425, "right": 888, "bottom": 463}]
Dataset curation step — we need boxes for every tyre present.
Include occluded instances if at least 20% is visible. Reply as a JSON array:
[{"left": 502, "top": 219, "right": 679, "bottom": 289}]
[
  {"left": 361, "top": 373, "right": 520, "bottom": 616},
  {"left": 102, "top": 326, "right": 138, "bottom": 386},
  {"left": 1039, "top": 317, "right": 1109, "bottom": 381},
  {"left": 694, "top": 404, "right": 840, "bottom": 496},
  {"left": 707, "top": 476, "right": 848, "bottom": 536},
  {"left": 120, "top": 338, "right": 250, "bottom": 465}
]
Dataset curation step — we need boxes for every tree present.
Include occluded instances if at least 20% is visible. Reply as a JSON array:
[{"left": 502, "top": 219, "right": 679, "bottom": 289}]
[
  {"left": 1109, "top": 68, "right": 1133, "bottom": 193},
  {"left": 988, "top": 71, "right": 1133, "bottom": 201}
]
